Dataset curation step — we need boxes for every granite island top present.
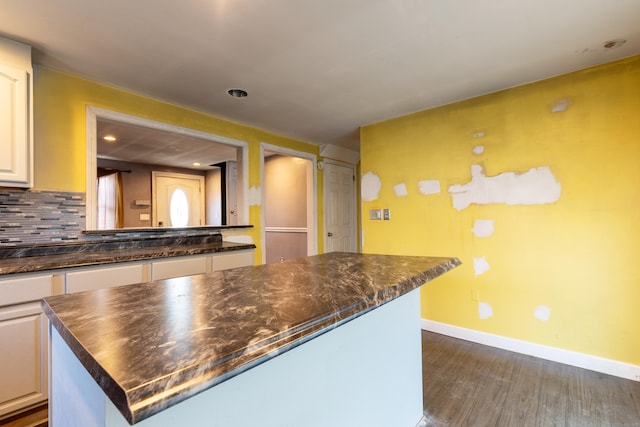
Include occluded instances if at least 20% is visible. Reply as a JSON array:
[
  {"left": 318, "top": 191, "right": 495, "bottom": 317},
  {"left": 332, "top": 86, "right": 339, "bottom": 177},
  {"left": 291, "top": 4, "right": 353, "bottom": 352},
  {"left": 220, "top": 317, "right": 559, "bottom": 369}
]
[
  {"left": 0, "top": 227, "right": 255, "bottom": 275},
  {"left": 42, "top": 252, "right": 461, "bottom": 424}
]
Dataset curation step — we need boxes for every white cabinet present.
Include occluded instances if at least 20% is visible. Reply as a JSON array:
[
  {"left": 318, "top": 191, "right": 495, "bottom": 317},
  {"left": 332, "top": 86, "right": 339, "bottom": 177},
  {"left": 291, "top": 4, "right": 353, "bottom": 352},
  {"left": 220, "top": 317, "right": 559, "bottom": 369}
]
[
  {"left": 66, "top": 263, "right": 147, "bottom": 294},
  {"left": 212, "top": 249, "right": 254, "bottom": 271},
  {"left": 0, "top": 248, "right": 253, "bottom": 419},
  {"left": 151, "top": 255, "right": 208, "bottom": 280},
  {"left": 0, "top": 274, "right": 58, "bottom": 418},
  {"left": 0, "top": 37, "right": 33, "bottom": 188},
  {"left": 151, "top": 250, "right": 254, "bottom": 280}
]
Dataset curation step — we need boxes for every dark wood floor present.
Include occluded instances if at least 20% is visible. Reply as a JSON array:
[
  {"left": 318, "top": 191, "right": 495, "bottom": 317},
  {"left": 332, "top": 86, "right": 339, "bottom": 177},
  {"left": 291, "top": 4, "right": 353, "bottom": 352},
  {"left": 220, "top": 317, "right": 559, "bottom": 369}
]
[
  {"left": 3, "top": 331, "right": 639, "bottom": 426},
  {"left": 422, "top": 330, "right": 640, "bottom": 427}
]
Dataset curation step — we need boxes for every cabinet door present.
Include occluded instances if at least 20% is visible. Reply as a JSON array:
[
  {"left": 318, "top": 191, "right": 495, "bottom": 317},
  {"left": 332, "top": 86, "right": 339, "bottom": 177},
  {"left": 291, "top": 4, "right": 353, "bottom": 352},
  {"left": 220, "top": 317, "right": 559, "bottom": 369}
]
[
  {"left": 66, "top": 263, "right": 145, "bottom": 294},
  {"left": 0, "top": 303, "right": 47, "bottom": 417},
  {"left": 0, "top": 63, "right": 32, "bottom": 187},
  {"left": 212, "top": 250, "right": 254, "bottom": 271},
  {"left": 151, "top": 256, "right": 208, "bottom": 281}
]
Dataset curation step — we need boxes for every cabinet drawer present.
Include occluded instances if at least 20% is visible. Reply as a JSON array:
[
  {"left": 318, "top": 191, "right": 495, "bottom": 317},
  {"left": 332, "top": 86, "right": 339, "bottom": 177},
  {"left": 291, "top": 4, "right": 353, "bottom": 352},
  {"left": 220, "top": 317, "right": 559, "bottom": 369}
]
[
  {"left": 0, "top": 274, "right": 54, "bottom": 307},
  {"left": 66, "top": 264, "right": 145, "bottom": 293},
  {"left": 212, "top": 250, "right": 254, "bottom": 271},
  {"left": 152, "top": 256, "right": 208, "bottom": 281}
]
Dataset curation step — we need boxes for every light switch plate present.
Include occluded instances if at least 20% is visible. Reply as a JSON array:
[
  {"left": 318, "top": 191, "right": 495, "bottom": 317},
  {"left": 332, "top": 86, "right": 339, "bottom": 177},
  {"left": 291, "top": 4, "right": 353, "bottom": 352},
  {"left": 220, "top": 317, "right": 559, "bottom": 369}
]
[{"left": 369, "top": 209, "right": 382, "bottom": 220}]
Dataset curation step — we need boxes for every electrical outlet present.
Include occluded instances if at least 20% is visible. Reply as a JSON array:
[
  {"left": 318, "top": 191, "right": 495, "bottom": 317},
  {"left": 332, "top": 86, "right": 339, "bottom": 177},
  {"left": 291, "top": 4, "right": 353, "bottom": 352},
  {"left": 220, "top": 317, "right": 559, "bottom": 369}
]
[
  {"left": 370, "top": 209, "right": 382, "bottom": 220},
  {"left": 383, "top": 209, "right": 390, "bottom": 220}
]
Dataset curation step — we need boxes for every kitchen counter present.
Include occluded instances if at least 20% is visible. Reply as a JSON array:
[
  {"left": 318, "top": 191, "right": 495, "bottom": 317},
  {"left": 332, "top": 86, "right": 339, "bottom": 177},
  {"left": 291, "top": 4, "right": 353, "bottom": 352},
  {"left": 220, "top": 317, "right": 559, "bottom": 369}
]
[
  {"left": 43, "top": 252, "right": 460, "bottom": 426},
  {"left": 0, "top": 226, "right": 255, "bottom": 275}
]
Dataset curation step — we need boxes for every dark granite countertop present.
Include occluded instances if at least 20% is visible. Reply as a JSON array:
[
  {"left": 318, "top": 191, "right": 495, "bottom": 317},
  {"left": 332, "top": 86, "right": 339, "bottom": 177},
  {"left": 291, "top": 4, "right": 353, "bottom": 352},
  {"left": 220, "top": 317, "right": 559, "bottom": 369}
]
[
  {"left": 0, "top": 227, "right": 255, "bottom": 275},
  {"left": 0, "top": 241, "right": 255, "bottom": 275},
  {"left": 42, "top": 252, "right": 461, "bottom": 424}
]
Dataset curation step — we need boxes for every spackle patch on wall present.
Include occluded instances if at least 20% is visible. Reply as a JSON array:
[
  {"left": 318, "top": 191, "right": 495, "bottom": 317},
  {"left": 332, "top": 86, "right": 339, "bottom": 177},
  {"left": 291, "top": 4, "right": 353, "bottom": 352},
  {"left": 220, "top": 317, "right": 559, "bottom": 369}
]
[
  {"left": 534, "top": 305, "right": 551, "bottom": 322},
  {"left": 473, "top": 145, "right": 485, "bottom": 155},
  {"left": 394, "top": 182, "right": 408, "bottom": 197},
  {"left": 448, "top": 165, "right": 561, "bottom": 211},
  {"left": 361, "top": 172, "right": 382, "bottom": 201},
  {"left": 473, "top": 256, "right": 490, "bottom": 276},
  {"left": 472, "top": 219, "right": 494, "bottom": 237},
  {"left": 551, "top": 98, "right": 572, "bottom": 113},
  {"left": 418, "top": 180, "right": 441, "bottom": 195},
  {"left": 478, "top": 302, "right": 493, "bottom": 319},
  {"left": 248, "top": 186, "right": 261, "bottom": 206}
]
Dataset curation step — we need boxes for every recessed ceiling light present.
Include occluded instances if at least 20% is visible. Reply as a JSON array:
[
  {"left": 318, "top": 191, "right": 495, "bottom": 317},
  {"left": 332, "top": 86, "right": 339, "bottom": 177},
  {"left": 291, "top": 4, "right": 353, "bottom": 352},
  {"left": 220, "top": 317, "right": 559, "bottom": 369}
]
[
  {"left": 228, "top": 88, "right": 248, "bottom": 98},
  {"left": 603, "top": 39, "right": 626, "bottom": 49},
  {"left": 103, "top": 135, "right": 117, "bottom": 142},
  {"left": 192, "top": 162, "right": 201, "bottom": 166}
]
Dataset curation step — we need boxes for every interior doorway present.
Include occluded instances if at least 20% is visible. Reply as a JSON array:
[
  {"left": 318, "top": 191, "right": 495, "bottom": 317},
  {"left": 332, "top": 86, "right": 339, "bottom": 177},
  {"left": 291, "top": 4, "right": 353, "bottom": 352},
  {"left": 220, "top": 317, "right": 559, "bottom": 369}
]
[{"left": 261, "top": 144, "right": 317, "bottom": 264}]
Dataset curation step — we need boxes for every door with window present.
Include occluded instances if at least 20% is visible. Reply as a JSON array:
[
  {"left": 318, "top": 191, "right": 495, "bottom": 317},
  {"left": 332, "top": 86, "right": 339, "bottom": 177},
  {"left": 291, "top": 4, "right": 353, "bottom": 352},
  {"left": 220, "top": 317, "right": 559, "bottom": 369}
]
[{"left": 152, "top": 172, "right": 204, "bottom": 227}]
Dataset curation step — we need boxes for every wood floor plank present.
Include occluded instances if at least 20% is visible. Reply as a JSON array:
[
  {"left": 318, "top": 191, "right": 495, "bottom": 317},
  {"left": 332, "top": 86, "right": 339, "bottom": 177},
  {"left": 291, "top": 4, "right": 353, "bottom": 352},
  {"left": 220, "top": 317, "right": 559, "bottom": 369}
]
[{"left": 422, "top": 330, "right": 640, "bottom": 427}]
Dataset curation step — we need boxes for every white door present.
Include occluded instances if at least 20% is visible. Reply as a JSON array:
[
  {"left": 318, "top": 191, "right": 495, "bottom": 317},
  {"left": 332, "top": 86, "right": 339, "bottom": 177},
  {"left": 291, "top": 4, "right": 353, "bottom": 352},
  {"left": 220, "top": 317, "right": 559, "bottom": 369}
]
[
  {"left": 152, "top": 172, "right": 205, "bottom": 227},
  {"left": 324, "top": 162, "right": 357, "bottom": 252}
]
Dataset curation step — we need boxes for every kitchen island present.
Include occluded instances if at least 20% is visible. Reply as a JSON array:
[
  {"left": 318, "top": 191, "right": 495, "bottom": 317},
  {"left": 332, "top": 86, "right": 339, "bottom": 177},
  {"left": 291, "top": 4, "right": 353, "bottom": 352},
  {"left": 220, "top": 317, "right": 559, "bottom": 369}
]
[{"left": 42, "top": 252, "right": 460, "bottom": 427}]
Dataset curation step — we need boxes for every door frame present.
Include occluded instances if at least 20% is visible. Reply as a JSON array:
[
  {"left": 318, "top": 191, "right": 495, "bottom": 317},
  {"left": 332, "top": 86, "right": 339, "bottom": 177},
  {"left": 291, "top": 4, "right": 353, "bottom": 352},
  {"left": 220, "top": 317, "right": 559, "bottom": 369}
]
[
  {"left": 322, "top": 158, "right": 357, "bottom": 253},
  {"left": 260, "top": 143, "right": 318, "bottom": 264},
  {"left": 86, "top": 106, "right": 249, "bottom": 229}
]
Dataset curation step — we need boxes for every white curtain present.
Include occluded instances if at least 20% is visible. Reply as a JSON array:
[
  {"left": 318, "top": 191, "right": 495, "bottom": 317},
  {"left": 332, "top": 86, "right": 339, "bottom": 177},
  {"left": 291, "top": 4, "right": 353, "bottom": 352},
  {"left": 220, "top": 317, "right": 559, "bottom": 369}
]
[{"left": 97, "top": 171, "right": 123, "bottom": 229}]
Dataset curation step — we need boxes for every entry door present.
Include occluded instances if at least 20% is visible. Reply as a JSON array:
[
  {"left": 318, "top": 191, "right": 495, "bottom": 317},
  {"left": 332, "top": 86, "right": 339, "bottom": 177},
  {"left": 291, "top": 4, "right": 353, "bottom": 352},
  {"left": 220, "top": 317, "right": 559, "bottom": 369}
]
[
  {"left": 152, "top": 172, "right": 205, "bottom": 227},
  {"left": 324, "top": 162, "right": 357, "bottom": 252}
]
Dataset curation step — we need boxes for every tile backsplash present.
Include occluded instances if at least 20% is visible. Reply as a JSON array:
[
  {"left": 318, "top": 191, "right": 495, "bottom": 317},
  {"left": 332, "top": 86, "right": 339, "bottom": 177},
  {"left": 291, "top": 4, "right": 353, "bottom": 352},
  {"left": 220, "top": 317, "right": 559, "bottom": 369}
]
[{"left": 0, "top": 190, "right": 86, "bottom": 246}]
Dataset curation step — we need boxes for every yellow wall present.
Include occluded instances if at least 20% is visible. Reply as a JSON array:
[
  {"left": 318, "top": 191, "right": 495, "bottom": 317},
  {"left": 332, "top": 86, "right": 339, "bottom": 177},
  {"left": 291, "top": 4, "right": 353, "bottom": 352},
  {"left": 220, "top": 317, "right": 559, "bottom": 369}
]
[
  {"left": 360, "top": 56, "right": 640, "bottom": 365},
  {"left": 33, "top": 67, "right": 323, "bottom": 261}
]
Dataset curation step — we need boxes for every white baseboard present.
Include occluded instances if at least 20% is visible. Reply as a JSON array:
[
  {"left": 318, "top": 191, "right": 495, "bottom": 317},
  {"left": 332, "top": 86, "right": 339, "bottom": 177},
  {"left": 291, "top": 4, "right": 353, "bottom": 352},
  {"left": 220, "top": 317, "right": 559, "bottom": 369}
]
[{"left": 422, "top": 319, "right": 640, "bottom": 382}]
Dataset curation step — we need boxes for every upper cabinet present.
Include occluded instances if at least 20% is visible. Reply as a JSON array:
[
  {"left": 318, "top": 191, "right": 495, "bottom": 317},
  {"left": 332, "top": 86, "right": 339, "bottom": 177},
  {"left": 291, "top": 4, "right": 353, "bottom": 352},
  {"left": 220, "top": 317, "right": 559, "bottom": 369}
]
[{"left": 0, "top": 37, "right": 33, "bottom": 188}]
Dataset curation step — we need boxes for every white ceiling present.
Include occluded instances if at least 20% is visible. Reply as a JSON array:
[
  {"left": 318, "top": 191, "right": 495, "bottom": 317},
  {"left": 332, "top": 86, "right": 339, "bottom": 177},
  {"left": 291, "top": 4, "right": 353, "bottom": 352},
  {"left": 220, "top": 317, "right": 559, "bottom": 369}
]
[
  {"left": 2, "top": 0, "right": 639, "bottom": 152},
  {"left": 97, "top": 119, "right": 239, "bottom": 170}
]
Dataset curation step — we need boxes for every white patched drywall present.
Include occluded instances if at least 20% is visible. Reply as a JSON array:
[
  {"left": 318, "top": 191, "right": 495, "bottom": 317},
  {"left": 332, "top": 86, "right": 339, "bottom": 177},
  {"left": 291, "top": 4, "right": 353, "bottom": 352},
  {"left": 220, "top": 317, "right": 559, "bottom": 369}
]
[
  {"left": 478, "top": 302, "right": 493, "bottom": 319},
  {"left": 534, "top": 305, "right": 552, "bottom": 322},
  {"left": 448, "top": 165, "right": 561, "bottom": 211},
  {"left": 248, "top": 186, "right": 261, "bottom": 206},
  {"left": 473, "top": 145, "right": 485, "bottom": 155},
  {"left": 472, "top": 219, "right": 494, "bottom": 238},
  {"left": 393, "top": 182, "right": 408, "bottom": 197},
  {"left": 361, "top": 172, "right": 382, "bottom": 202},
  {"left": 473, "top": 256, "right": 490, "bottom": 276},
  {"left": 418, "top": 180, "right": 441, "bottom": 195}
]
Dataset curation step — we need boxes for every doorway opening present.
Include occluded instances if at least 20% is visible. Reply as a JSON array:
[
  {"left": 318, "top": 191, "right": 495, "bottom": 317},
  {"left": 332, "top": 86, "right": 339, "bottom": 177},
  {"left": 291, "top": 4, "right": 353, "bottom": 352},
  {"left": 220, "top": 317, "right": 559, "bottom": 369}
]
[{"left": 261, "top": 143, "right": 317, "bottom": 264}]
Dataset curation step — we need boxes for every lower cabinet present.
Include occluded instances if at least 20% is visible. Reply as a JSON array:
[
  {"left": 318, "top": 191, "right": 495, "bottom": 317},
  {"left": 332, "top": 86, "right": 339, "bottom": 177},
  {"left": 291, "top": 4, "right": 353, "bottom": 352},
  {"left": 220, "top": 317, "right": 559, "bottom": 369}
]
[
  {"left": 151, "top": 255, "right": 208, "bottom": 281},
  {"left": 66, "top": 263, "right": 146, "bottom": 294},
  {"left": 0, "top": 248, "right": 254, "bottom": 419},
  {"left": 0, "top": 274, "right": 58, "bottom": 419},
  {"left": 212, "top": 249, "right": 254, "bottom": 271}
]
